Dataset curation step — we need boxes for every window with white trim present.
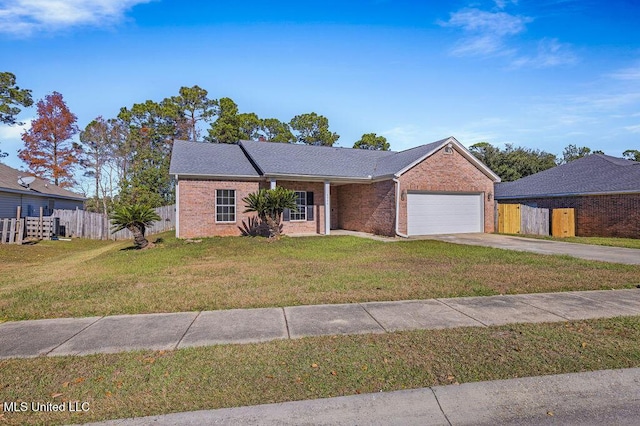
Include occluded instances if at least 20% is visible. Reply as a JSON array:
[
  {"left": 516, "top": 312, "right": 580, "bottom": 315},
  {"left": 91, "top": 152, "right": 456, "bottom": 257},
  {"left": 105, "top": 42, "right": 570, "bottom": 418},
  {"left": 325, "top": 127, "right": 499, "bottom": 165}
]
[
  {"left": 289, "top": 190, "right": 307, "bottom": 221},
  {"left": 216, "top": 189, "right": 236, "bottom": 222}
]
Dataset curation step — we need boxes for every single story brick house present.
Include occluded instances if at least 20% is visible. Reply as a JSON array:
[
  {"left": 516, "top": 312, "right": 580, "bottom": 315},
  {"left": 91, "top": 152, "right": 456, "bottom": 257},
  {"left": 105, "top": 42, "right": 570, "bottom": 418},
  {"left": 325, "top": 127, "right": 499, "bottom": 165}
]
[
  {"left": 169, "top": 137, "right": 500, "bottom": 238},
  {"left": 495, "top": 154, "right": 640, "bottom": 238},
  {"left": 0, "top": 163, "right": 85, "bottom": 218}
]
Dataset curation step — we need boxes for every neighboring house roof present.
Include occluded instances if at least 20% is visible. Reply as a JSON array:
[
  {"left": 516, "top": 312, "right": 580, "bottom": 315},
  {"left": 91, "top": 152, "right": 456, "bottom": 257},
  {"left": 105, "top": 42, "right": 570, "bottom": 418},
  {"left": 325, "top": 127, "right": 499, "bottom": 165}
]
[
  {"left": 170, "top": 140, "right": 261, "bottom": 178},
  {"left": 0, "top": 163, "right": 85, "bottom": 200},
  {"left": 495, "top": 154, "right": 640, "bottom": 199},
  {"left": 170, "top": 137, "right": 500, "bottom": 182}
]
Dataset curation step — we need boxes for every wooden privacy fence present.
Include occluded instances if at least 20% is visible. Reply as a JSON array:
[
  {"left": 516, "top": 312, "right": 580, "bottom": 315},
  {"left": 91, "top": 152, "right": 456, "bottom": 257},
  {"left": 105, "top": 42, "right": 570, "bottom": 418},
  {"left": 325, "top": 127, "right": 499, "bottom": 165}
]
[
  {"left": 53, "top": 205, "right": 175, "bottom": 240},
  {"left": 521, "top": 205, "right": 550, "bottom": 236},
  {"left": 498, "top": 204, "right": 550, "bottom": 236},
  {"left": 498, "top": 204, "right": 575, "bottom": 237}
]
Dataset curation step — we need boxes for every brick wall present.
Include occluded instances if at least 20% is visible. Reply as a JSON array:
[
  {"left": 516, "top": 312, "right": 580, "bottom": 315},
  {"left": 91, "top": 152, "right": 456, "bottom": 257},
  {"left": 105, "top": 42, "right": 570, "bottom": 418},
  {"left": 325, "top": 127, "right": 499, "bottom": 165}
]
[
  {"left": 178, "top": 180, "right": 259, "bottom": 238},
  {"left": 336, "top": 180, "right": 396, "bottom": 237},
  {"left": 397, "top": 147, "right": 496, "bottom": 234},
  {"left": 498, "top": 194, "right": 640, "bottom": 238}
]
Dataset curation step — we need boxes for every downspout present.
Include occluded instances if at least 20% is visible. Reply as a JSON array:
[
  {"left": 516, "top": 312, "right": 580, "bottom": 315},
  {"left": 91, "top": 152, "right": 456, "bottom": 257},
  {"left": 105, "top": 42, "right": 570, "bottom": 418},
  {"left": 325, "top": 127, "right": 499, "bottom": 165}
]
[
  {"left": 174, "top": 174, "right": 180, "bottom": 238},
  {"left": 393, "top": 177, "right": 408, "bottom": 238}
]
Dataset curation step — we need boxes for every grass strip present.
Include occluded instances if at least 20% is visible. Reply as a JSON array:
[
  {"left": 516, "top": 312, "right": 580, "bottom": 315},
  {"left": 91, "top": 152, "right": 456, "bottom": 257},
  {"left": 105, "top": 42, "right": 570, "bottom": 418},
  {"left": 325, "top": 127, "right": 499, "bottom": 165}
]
[{"left": 1, "top": 316, "right": 639, "bottom": 425}]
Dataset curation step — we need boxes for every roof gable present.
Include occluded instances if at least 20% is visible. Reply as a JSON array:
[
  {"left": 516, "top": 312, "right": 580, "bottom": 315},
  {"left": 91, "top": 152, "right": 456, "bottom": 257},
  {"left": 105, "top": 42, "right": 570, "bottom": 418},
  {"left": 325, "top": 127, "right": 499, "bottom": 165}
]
[
  {"left": 0, "top": 163, "right": 85, "bottom": 200},
  {"left": 495, "top": 154, "right": 640, "bottom": 198}
]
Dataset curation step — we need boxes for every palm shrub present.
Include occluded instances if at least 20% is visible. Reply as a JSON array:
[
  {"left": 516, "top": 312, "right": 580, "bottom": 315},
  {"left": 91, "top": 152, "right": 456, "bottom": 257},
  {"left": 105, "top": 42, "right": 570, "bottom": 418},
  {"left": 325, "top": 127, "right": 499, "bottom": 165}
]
[
  {"left": 243, "top": 187, "right": 298, "bottom": 240},
  {"left": 110, "top": 204, "right": 161, "bottom": 249}
]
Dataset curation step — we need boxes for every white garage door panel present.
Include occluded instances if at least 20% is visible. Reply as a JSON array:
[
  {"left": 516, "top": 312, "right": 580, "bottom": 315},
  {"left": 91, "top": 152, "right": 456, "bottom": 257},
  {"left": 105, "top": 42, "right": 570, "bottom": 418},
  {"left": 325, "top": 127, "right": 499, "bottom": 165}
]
[{"left": 407, "top": 193, "right": 483, "bottom": 235}]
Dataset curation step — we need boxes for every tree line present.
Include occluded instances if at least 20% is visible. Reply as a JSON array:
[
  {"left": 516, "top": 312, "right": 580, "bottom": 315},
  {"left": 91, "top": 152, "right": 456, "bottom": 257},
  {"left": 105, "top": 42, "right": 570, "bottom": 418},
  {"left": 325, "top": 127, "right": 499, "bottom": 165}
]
[
  {"left": 1, "top": 70, "right": 639, "bottom": 212},
  {"left": 470, "top": 142, "right": 640, "bottom": 182},
  {"left": 1, "top": 73, "right": 389, "bottom": 211}
]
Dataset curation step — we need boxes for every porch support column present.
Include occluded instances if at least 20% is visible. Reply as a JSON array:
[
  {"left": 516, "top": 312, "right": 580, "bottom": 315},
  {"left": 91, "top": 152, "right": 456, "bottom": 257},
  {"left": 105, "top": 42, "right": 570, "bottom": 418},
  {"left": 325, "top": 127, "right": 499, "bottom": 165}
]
[
  {"left": 270, "top": 179, "right": 277, "bottom": 189},
  {"left": 324, "top": 180, "right": 330, "bottom": 235}
]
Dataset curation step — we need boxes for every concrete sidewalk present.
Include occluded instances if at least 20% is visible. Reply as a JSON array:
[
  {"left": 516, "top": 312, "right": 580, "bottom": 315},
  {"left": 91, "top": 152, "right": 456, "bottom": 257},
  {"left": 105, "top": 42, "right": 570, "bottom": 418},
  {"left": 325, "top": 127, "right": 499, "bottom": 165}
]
[
  {"left": 1, "top": 288, "right": 639, "bottom": 359},
  {"left": 84, "top": 368, "right": 640, "bottom": 425},
  {"left": 419, "top": 233, "right": 640, "bottom": 265}
]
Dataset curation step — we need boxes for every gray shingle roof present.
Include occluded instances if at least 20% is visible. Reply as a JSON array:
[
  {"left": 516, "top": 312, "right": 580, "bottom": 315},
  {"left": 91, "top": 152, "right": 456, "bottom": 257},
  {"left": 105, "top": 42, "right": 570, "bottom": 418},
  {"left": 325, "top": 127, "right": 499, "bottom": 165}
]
[
  {"left": 371, "top": 139, "right": 448, "bottom": 177},
  {"left": 169, "top": 140, "right": 260, "bottom": 177},
  {"left": 169, "top": 137, "right": 497, "bottom": 182},
  {"left": 239, "top": 140, "right": 393, "bottom": 179},
  {"left": 495, "top": 154, "right": 640, "bottom": 198},
  {"left": 0, "top": 163, "right": 85, "bottom": 200}
]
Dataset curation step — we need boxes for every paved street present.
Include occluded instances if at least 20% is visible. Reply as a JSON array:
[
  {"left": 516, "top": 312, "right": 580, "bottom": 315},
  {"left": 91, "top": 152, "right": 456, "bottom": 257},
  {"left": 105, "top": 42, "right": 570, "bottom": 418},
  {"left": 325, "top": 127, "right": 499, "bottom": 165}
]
[{"left": 84, "top": 368, "right": 640, "bottom": 425}]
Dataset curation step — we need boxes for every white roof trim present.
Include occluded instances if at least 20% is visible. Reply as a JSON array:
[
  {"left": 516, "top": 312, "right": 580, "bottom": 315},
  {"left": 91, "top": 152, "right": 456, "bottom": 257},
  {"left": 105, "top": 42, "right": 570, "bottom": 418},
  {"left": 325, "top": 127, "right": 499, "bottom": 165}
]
[
  {"left": 174, "top": 173, "right": 263, "bottom": 181},
  {"left": 264, "top": 173, "right": 372, "bottom": 183}
]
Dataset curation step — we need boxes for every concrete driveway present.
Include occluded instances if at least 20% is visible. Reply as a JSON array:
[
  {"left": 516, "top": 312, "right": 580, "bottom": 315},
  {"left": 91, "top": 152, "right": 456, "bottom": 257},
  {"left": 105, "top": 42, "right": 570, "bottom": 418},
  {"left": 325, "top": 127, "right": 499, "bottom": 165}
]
[{"left": 416, "top": 233, "right": 640, "bottom": 265}]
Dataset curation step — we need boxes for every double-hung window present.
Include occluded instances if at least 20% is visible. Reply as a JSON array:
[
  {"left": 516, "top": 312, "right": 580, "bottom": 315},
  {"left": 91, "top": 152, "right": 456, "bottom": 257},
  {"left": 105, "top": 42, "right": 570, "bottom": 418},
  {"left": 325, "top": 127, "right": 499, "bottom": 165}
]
[
  {"left": 289, "top": 191, "right": 307, "bottom": 221},
  {"left": 216, "top": 189, "right": 236, "bottom": 223}
]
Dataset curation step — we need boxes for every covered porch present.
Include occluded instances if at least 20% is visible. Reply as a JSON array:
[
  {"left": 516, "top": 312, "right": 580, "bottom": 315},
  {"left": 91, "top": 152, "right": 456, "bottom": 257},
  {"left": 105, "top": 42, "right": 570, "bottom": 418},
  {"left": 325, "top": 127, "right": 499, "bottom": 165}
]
[{"left": 266, "top": 177, "right": 397, "bottom": 237}]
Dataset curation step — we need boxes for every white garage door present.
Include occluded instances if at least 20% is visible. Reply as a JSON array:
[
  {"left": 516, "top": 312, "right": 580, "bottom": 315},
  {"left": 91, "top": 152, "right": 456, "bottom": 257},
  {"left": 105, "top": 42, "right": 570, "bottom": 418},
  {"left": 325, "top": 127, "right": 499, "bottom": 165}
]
[{"left": 407, "top": 193, "right": 483, "bottom": 236}]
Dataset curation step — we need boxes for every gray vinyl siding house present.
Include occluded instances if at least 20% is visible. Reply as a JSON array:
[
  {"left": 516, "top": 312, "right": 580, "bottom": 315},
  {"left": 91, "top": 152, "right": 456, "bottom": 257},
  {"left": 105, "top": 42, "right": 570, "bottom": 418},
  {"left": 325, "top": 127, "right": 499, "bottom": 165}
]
[{"left": 0, "top": 163, "right": 85, "bottom": 218}]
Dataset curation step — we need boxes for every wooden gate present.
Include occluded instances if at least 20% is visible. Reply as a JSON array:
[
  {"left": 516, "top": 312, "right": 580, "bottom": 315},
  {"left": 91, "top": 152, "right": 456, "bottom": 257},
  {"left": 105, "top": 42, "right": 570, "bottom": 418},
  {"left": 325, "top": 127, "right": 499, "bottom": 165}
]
[
  {"left": 552, "top": 208, "right": 575, "bottom": 237},
  {"left": 498, "top": 204, "right": 521, "bottom": 234}
]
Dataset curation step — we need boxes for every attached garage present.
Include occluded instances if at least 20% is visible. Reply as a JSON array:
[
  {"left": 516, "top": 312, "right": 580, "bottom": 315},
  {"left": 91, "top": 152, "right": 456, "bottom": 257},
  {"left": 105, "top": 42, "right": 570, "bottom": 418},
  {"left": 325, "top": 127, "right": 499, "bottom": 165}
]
[{"left": 406, "top": 192, "right": 484, "bottom": 236}]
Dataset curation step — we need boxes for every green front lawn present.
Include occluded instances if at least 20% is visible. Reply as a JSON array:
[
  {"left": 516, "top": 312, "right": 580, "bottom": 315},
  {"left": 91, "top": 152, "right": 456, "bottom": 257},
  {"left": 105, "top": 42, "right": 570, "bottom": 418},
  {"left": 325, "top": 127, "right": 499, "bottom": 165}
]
[
  {"left": 1, "top": 316, "right": 639, "bottom": 426},
  {"left": 1, "top": 232, "right": 639, "bottom": 321}
]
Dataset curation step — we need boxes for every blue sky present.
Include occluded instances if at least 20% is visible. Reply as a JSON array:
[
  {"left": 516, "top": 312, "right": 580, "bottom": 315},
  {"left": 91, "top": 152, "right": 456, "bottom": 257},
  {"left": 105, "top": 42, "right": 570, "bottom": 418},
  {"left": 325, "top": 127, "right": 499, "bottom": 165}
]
[{"left": 1, "top": 0, "right": 639, "bottom": 174}]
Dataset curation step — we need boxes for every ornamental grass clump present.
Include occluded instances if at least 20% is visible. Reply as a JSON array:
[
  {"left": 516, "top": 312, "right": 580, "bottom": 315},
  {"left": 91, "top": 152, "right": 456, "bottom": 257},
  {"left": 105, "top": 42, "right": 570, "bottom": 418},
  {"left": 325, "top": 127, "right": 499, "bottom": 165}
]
[
  {"left": 243, "top": 187, "right": 298, "bottom": 240},
  {"left": 110, "top": 204, "right": 161, "bottom": 249}
]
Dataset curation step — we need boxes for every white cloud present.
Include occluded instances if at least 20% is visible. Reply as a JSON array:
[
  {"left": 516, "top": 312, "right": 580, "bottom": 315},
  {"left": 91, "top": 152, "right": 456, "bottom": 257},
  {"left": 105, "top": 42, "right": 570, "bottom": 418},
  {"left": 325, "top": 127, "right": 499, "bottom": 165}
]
[
  {"left": 444, "top": 8, "right": 530, "bottom": 36},
  {"left": 381, "top": 125, "right": 423, "bottom": 148},
  {"left": 494, "top": 0, "right": 518, "bottom": 9},
  {"left": 0, "top": 120, "right": 31, "bottom": 140},
  {"left": 0, "top": 0, "right": 153, "bottom": 36},
  {"left": 578, "top": 92, "right": 640, "bottom": 110},
  {"left": 441, "top": 8, "right": 532, "bottom": 57},
  {"left": 510, "top": 38, "right": 577, "bottom": 69},
  {"left": 609, "top": 64, "right": 640, "bottom": 81},
  {"left": 441, "top": 3, "right": 578, "bottom": 68},
  {"left": 624, "top": 124, "right": 640, "bottom": 134},
  {"left": 0, "top": 120, "right": 31, "bottom": 164}
]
